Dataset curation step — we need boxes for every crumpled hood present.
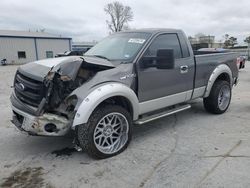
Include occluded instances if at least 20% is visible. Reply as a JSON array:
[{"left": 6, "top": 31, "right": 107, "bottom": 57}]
[{"left": 18, "top": 56, "right": 115, "bottom": 82}]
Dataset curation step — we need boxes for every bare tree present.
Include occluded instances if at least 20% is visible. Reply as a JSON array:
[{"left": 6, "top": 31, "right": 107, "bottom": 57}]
[
  {"left": 244, "top": 36, "right": 250, "bottom": 44},
  {"left": 224, "top": 34, "right": 229, "bottom": 40},
  {"left": 104, "top": 1, "right": 133, "bottom": 33},
  {"left": 223, "top": 34, "right": 238, "bottom": 48}
]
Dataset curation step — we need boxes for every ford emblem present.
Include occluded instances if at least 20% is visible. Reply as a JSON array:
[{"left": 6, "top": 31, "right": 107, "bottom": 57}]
[{"left": 18, "top": 83, "right": 25, "bottom": 91}]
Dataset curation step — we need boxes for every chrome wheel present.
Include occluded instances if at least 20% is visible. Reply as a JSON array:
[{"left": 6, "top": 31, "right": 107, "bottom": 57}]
[
  {"left": 218, "top": 85, "right": 231, "bottom": 111},
  {"left": 93, "top": 112, "right": 129, "bottom": 154}
]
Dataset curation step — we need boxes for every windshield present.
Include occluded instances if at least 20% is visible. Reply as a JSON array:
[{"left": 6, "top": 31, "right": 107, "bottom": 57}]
[{"left": 85, "top": 32, "right": 151, "bottom": 62}]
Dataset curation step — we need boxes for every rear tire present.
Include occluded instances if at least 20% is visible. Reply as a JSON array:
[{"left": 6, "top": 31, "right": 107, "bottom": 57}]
[
  {"left": 76, "top": 105, "right": 132, "bottom": 159},
  {"left": 203, "top": 80, "right": 231, "bottom": 114}
]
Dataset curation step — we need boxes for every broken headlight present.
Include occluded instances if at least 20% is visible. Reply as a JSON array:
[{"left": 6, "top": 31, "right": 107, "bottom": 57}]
[{"left": 65, "top": 95, "right": 78, "bottom": 112}]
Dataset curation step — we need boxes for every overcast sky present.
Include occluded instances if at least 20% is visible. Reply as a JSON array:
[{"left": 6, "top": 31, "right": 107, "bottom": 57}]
[{"left": 0, "top": 0, "right": 249, "bottom": 44}]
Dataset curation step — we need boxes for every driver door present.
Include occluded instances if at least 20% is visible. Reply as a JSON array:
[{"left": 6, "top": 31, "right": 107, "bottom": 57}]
[{"left": 137, "top": 33, "right": 193, "bottom": 114}]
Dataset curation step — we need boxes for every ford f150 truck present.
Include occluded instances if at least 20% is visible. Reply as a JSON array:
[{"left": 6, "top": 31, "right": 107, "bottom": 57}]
[{"left": 11, "top": 29, "right": 239, "bottom": 159}]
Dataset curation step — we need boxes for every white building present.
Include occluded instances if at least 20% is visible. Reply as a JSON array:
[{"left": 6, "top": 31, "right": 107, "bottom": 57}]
[{"left": 0, "top": 30, "right": 72, "bottom": 64}]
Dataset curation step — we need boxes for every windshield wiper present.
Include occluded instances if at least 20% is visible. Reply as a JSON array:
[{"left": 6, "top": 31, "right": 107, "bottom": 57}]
[{"left": 93, "top": 55, "right": 110, "bottom": 61}]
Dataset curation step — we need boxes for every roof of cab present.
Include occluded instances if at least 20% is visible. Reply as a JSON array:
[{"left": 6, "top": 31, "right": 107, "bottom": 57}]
[{"left": 120, "top": 28, "right": 183, "bottom": 34}]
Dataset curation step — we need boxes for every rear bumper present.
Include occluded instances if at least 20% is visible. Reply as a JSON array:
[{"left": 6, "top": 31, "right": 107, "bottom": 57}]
[{"left": 11, "top": 95, "right": 71, "bottom": 136}]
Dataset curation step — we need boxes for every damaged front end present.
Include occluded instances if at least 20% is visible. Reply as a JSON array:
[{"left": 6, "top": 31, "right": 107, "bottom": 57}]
[{"left": 11, "top": 56, "right": 114, "bottom": 136}]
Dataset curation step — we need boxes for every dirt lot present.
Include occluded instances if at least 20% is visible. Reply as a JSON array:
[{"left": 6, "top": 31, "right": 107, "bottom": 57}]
[{"left": 0, "top": 64, "right": 250, "bottom": 188}]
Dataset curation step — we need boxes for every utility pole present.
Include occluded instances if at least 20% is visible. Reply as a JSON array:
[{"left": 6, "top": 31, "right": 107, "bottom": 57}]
[
  {"left": 208, "top": 35, "right": 211, "bottom": 48},
  {"left": 248, "top": 42, "right": 250, "bottom": 61}
]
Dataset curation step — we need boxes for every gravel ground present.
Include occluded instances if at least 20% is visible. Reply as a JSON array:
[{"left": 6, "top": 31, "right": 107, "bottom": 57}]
[{"left": 0, "top": 63, "right": 249, "bottom": 188}]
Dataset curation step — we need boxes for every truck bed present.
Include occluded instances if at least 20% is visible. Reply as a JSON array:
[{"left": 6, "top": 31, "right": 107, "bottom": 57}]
[{"left": 194, "top": 52, "right": 239, "bottom": 88}]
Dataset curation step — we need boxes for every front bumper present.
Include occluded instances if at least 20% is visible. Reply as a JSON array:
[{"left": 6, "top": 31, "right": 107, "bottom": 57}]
[{"left": 11, "top": 98, "right": 71, "bottom": 137}]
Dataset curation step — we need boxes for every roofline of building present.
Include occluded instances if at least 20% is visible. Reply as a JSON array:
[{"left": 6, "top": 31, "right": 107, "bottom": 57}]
[{"left": 0, "top": 35, "right": 72, "bottom": 40}]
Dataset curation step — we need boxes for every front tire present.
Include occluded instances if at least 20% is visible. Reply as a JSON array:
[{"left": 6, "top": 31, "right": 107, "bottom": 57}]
[
  {"left": 203, "top": 80, "right": 232, "bottom": 114},
  {"left": 76, "top": 105, "right": 132, "bottom": 159}
]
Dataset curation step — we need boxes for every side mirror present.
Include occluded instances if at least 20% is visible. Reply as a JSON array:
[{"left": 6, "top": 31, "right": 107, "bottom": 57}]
[{"left": 156, "top": 49, "right": 175, "bottom": 69}]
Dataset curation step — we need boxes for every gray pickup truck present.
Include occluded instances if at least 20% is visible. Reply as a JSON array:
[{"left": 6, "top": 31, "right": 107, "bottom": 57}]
[{"left": 11, "top": 29, "right": 239, "bottom": 158}]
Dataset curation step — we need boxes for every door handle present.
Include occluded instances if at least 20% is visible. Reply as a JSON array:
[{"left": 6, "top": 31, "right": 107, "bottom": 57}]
[{"left": 180, "top": 65, "right": 189, "bottom": 74}]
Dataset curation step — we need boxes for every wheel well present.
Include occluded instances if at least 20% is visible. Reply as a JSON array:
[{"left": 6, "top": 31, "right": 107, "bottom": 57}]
[
  {"left": 96, "top": 96, "right": 133, "bottom": 117},
  {"left": 216, "top": 73, "right": 231, "bottom": 84}
]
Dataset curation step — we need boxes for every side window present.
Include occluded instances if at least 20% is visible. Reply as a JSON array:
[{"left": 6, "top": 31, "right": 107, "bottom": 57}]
[
  {"left": 178, "top": 34, "right": 190, "bottom": 58},
  {"left": 46, "top": 51, "right": 53, "bottom": 58},
  {"left": 145, "top": 34, "right": 182, "bottom": 59}
]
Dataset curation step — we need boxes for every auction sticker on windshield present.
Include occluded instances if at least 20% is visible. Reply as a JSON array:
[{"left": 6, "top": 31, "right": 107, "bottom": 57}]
[{"left": 128, "top": 38, "right": 146, "bottom": 44}]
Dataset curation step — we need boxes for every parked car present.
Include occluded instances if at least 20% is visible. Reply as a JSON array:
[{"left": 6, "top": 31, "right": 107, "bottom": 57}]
[
  {"left": 1, "top": 58, "right": 7, "bottom": 66},
  {"left": 236, "top": 56, "right": 246, "bottom": 69},
  {"left": 197, "top": 48, "right": 229, "bottom": 54},
  {"left": 10, "top": 29, "right": 239, "bottom": 159}
]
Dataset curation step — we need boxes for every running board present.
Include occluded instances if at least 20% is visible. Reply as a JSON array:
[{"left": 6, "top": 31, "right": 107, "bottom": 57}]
[{"left": 134, "top": 104, "right": 191, "bottom": 125}]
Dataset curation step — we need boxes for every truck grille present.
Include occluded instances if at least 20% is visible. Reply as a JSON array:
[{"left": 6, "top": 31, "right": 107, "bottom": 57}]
[{"left": 14, "top": 71, "right": 45, "bottom": 107}]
